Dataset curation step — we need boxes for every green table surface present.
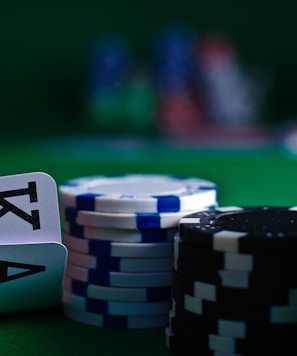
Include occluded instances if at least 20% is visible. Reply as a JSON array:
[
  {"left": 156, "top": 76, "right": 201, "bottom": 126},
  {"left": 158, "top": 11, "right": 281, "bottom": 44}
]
[{"left": 1, "top": 136, "right": 296, "bottom": 356}]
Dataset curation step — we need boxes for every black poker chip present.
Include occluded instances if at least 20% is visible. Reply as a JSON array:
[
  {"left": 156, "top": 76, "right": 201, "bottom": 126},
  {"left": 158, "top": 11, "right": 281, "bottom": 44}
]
[
  {"left": 169, "top": 317, "right": 295, "bottom": 353},
  {"left": 165, "top": 326, "right": 292, "bottom": 355},
  {"left": 179, "top": 206, "right": 297, "bottom": 254},
  {"left": 174, "top": 293, "right": 297, "bottom": 323},
  {"left": 174, "top": 234, "right": 297, "bottom": 272},
  {"left": 173, "top": 271, "right": 296, "bottom": 306},
  {"left": 172, "top": 303, "right": 297, "bottom": 339},
  {"left": 174, "top": 257, "right": 297, "bottom": 289}
]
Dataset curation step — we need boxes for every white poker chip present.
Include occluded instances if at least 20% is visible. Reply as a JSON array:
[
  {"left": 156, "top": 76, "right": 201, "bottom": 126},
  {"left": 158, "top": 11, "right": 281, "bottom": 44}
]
[
  {"left": 63, "top": 221, "right": 177, "bottom": 242},
  {"left": 64, "top": 305, "right": 169, "bottom": 328},
  {"left": 65, "top": 262, "right": 173, "bottom": 287},
  {"left": 63, "top": 232, "right": 173, "bottom": 258},
  {"left": 66, "top": 249, "right": 173, "bottom": 272},
  {"left": 61, "top": 206, "right": 214, "bottom": 230},
  {"left": 63, "top": 290, "right": 170, "bottom": 316},
  {"left": 59, "top": 174, "right": 217, "bottom": 214},
  {"left": 63, "top": 276, "right": 172, "bottom": 302}
]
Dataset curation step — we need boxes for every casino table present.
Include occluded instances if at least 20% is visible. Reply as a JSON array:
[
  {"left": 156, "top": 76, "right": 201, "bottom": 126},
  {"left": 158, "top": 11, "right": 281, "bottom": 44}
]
[{"left": 1, "top": 136, "right": 297, "bottom": 356}]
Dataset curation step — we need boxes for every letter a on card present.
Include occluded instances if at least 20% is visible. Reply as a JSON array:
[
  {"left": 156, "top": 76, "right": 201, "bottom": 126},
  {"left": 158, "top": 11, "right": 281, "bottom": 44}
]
[{"left": 0, "top": 243, "right": 67, "bottom": 313}]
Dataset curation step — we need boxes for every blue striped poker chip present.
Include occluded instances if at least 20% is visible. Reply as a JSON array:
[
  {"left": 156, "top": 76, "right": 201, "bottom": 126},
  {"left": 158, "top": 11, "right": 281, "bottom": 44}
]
[
  {"left": 63, "top": 232, "right": 173, "bottom": 258},
  {"left": 63, "top": 221, "right": 177, "bottom": 243},
  {"left": 63, "top": 291, "right": 170, "bottom": 316},
  {"left": 59, "top": 174, "right": 217, "bottom": 214},
  {"left": 65, "top": 262, "right": 173, "bottom": 287},
  {"left": 64, "top": 276, "right": 172, "bottom": 302},
  {"left": 66, "top": 250, "right": 173, "bottom": 272},
  {"left": 64, "top": 305, "right": 169, "bottom": 328},
  {"left": 61, "top": 205, "right": 216, "bottom": 230}
]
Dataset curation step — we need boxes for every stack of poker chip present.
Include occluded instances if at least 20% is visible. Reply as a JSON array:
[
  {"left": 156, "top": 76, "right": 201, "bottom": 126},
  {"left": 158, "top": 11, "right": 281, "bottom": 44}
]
[
  {"left": 59, "top": 174, "right": 218, "bottom": 329},
  {"left": 153, "top": 27, "right": 203, "bottom": 135},
  {"left": 197, "top": 35, "right": 261, "bottom": 126},
  {"left": 88, "top": 35, "right": 131, "bottom": 132},
  {"left": 166, "top": 206, "right": 297, "bottom": 354}
]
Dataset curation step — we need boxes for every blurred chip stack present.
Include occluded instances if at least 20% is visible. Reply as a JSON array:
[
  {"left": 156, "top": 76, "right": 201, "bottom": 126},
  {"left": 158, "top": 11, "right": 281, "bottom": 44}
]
[
  {"left": 86, "top": 28, "right": 269, "bottom": 139},
  {"left": 88, "top": 35, "right": 131, "bottom": 132},
  {"left": 197, "top": 35, "right": 262, "bottom": 127},
  {"left": 153, "top": 27, "right": 204, "bottom": 135}
]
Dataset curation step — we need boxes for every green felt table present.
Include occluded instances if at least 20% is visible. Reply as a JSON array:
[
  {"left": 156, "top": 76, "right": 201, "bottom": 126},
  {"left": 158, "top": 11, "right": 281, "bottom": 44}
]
[{"left": 1, "top": 136, "right": 296, "bottom": 356}]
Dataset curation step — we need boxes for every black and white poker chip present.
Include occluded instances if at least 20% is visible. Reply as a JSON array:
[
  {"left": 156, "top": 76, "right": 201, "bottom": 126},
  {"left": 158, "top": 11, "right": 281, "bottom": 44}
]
[
  {"left": 171, "top": 301, "right": 297, "bottom": 339},
  {"left": 169, "top": 316, "right": 295, "bottom": 354},
  {"left": 174, "top": 233, "right": 297, "bottom": 272},
  {"left": 179, "top": 206, "right": 297, "bottom": 254},
  {"left": 173, "top": 271, "right": 297, "bottom": 306},
  {"left": 174, "top": 257, "right": 297, "bottom": 289}
]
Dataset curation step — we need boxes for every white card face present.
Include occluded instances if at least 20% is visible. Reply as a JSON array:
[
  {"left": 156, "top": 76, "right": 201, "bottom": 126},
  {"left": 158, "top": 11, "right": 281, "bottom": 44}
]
[
  {"left": 0, "top": 242, "right": 67, "bottom": 313},
  {"left": 0, "top": 172, "right": 61, "bottom": 244}
]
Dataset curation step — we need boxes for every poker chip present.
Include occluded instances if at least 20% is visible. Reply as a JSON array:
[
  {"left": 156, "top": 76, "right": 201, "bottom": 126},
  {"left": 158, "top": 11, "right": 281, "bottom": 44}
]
[
  {"left": 63, "top": 290, "right": 170, "bottom": 316},
  {"left": 64, "top": 221, "right": 177, "bottom": 242},
  {"left": 174, "top": 233, "right": 297, "bottom": 272},
  {"left": 166, "top": 327, "right": 216, "bottom": 356},
  {"left": 61, "top": 206, "right": 206, "bottom": 230},
  {"left": 64, "top": 276, "right": 172, "bottom": 302},
  {"left": 197, "top": 34, "right": 261, "bottom": 126},
  {"left": 173, "top": 271, "right": 297, "bottom": 306},
  {"left": 88, "top": 35, "right": 131, "bottom": 131},
  {"left": 174, "top": 257, "right": 297, "bottom": 289},
  {"left": 169, "top": 205, "right": 297, "bottom": 354},
  {"left": 59, "top": 173, "right": 218, "bottom": 328},
  {"left": 169, "top": 318, "right": 294, "bottom": 354},
  {"left": 64, "top": 305, "right": 169, "bottom": 329},
  {"left": 59, "top": 174, "right": 217, "bottom": 214},
  {"left": 153, "top": 26, "right": 196, "bottom": 94},
  {"left": 166, "top": 325, "right": 292, "bottom": 355},
  {"left": 65, "top": 262, "right": 173, "bottom": 287},
  {"left": 171, "top": 304, "right": 297, "bottom": 339},
  {"left": 67, "top": 250, "right": 173, "bottom": 272},
  {"left": 63, "top": 232, "right": 173, "bottom": 258},
  {"left": 183, "top": 294, "right": 297, "bottom": 323},
  {"left": 179, "top": 206, "right": 297, "bottom": 254}
]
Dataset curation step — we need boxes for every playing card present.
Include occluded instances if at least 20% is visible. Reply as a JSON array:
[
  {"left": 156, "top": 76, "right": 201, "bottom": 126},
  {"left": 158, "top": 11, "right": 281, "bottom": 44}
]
[
  {"left": 0, "top": 172, "right": 61, "bottom": 244},
  {"left": 0, "top": 242, "right": 67, "bottom": 313}
]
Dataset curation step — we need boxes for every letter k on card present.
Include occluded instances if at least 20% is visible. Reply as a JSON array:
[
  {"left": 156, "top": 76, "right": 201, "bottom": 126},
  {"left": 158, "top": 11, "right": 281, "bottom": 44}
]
[{"left": 0, "top": 172, "right": 61, "bottom": 244}]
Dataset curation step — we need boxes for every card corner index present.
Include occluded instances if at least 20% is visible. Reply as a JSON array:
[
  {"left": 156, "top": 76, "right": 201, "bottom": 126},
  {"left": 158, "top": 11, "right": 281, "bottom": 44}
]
[{"left": 0, "top": 171, "right": 61, "bottom": 243}]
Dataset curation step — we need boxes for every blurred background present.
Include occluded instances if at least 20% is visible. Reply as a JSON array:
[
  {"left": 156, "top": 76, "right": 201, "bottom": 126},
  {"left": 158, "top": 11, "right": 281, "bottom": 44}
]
[{"left": 0, "top": 0, "right": 296, "bottom": 143}]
